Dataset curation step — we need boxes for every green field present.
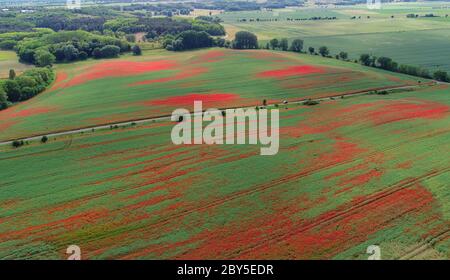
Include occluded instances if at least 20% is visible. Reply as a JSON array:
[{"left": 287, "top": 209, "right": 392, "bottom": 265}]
[
  {"left": 0, "top": 51, "right": 16, "bottom": 61},
  {"left": 0, "top": 51, "right": 33, "bottom": 78},
  {"left": 0, "top": 82, "right": 448, "bottom": 259},
  {"left": 0, "top": 4, "right": 449, "bottom": 259},
  {"left": 220, "top": 3, "right": 450, "bottom": 72},
  {"left": 0, "top": 48, "right": 419, "bottom": 141}
]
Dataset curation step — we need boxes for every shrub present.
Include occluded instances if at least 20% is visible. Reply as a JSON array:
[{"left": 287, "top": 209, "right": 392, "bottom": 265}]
[
  {"left": 99, "top": 45, "right": 121, "bottom": 58},
  {"left": 0, "top": 87, "right": 8, "bottom": 110},
  {"left": 279, "top": 38, "right": 288, "bottom": 51},
  {"left": 92, "top": 48, "right": 102, "bottom": 59},
  {"left": 192, "top": 20, "right": 225, "bottom": 36},
  {"left": 270, "top": 38, "right": 279, "bottom": 50},
  {"left": 377, "top": 57, "right": 398, "bottom": 71},
  {"left": 338, "top": 51, "right": 348, "bottom": 60},
  {"left": 290, "top": 39, "right": 303, "bottom": 52},
  {"left": 177, "top": 30, "right": 213, "bottom": 50},
  {"left": 233, "top": 31, "right": 258, "bottom": 49},
  {"left": 433, "top": 70, "right": 449, "bottom": 82},
  {"left": 9, "top": 69, "right": 16, "bottom": 80},
  {"left": 318, "top": 46, "right": 329, "bottom": 57},
  {"left": 163, "top": 38, "right": 173, "bottom": 48},
  {"left": 41, "top": 136, "right": 48, "bottom": 143},
  {"left": 34, "top": 50, "right": 56, "bottom": 67},
  {"left": 132, "top": 45, "right": 142, "bottom": 56},
  {"left": 3, "top": 80, "right": 21, "bottom": 102},
  {"left": 303, "top": 99, "right": 320, "bottom": 106},
  {"left": 0, "top": 40, "right": 16, "bottom": 50},
  {"left": 12, "top": 140, "right": 24, "bottom": 148},
  {"left": 79, "top": 51, "right": 88, "bottom": 60},
  {"left": 215, "top": 37, "right": 226, "bottom": 48},
  {"left": 62, "top": 44, "right": 79, "bottom": 61},
  {"left": 171, "top": 39, "right": 184, "bottom": 51},
  {"left": 18, "top": 48, "right": 36, "bottom": 64},
  {"left": 359, "top": 54, "right": 371, "bottom": 66},
  {"left": 3, "top": 68, "right": 54, "bottom": 102}
]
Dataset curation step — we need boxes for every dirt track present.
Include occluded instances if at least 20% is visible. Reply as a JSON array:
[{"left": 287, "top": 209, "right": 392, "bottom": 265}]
[{"left": 0, "top": 84, "right": 422, "bottom": 146}]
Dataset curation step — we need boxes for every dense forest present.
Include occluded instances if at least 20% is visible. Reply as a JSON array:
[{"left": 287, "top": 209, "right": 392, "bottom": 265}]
[
  {"left": 0, "top": 4, "right": 233, "bottom": 111},
  {"left": 0, "top": 29, "right": 131, "bottom": 66},
  {"left": 0, "top": 7, "right": 225, "bottom": 34},
  {"left": 0, "top": 6, "right": 227, "bottom": 66},
  {"left": 0, "top": 0, "right": 303, "bottom": 12}
]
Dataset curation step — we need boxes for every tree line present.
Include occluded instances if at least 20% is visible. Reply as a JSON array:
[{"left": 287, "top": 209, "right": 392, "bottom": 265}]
[
  {"left": 0, "top": 9, "right": 226, "bottom": 64},
  {"left": 0, "top": 67, "right": 54, "bottom": 110},
  {"left": 359, "top": 54, "right": 449, "bottom": 82},
  {"left": 106, "top": 0, "right": 301, "bottom": 13},
  {"left": 191, "top": 0, "right": 302, "bottom": 12},
  {"left": 237, "top": 16, "right": 337, "bottom": 22},
  {"left": 1, "top": 30, "right": 131, "bottom": 66},
  {"left": 164, "top": 30, "right": 259, "bottom": 51},
  {"left": 199, "top": 31, "right": 450, "bottom": 83},
  {"left": 105, "top": 17, "right": 225, "bottom": 38},
  {"left": 269, "top": 38, "right": 449, "bottom": 82},
  {"left": 0, "top": 8, "right": 225, "bottom": 38}
]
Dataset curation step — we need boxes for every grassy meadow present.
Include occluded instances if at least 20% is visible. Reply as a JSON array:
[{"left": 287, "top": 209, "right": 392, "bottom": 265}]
[{"left": 0, "top": 51, "right": 33, "bottom": 79}]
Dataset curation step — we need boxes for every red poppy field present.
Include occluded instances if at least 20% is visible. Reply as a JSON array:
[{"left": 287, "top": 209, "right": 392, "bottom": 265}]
[
  {"left": 0, "top": 48, "right": 419, "bottom": 142},
  {"left": 0, "top": 70, "right": 448, "bottom": 259}
]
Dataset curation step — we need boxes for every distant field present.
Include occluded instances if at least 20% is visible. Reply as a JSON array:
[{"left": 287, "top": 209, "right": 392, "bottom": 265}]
[
  {"left": 0, "top": 51, "right": 33, "bottom": 78},
  {"left": 187, "top": 9, "right": 224, "bottom": 17},
  {"left": 0, "top": 85, "right": 448, "bottom": 259},
  {"left": 220, "top": 3, "right": 450, "bottom": 72},
  {"left": 304, "top": 29, "right": 450, "bottom": 71},
  {"left": 0, "top": 48, "right": 418, "bottom": 141},
  {"left": 0, "top": 51, "right": 15, "bottom": 61}
]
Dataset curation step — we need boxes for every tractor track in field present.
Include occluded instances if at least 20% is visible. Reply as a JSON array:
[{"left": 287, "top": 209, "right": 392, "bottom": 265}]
[
  {"left": 0, "top": 137, "right": 72, "bottom": 161},
  {"left": 1, "top": 84, "right": 446, "bottom": 258},
  {"left": 10, "top": 166, "right": 447, "bottom": 260},
  {"left": 0, "top": 83, "right": 424, "bottom": 147},
  {"left": 140, "top": 127, "right": 450, "bottom": 230},
  {"left": 397, "top": 229, "right": 449, "bottom": 260},
  {"left": 111, "top": 167, "right": 448, "bottom": 259},
  {"left": 41, "top": 130, "right": 449, "bottom": 255},
  {"left": 228, "top": 168, "right": 450, "bottom": 259},
  {"left": 4, "top": 131, "right": 446, "bottom": 259}
]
